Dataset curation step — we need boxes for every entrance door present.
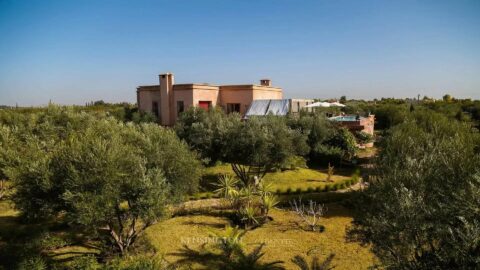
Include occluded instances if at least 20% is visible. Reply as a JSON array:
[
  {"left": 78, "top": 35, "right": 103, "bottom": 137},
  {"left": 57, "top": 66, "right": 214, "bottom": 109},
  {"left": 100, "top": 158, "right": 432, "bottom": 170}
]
[{"left": 198, "top": 101, "right": 211, "bottom": 111}]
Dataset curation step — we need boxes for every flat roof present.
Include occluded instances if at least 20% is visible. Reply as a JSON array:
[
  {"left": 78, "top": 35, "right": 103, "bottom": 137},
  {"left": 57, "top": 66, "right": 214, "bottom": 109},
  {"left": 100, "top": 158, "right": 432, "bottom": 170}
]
[{"left": 137, "top": 83, "right": 282, "bottom": 91}]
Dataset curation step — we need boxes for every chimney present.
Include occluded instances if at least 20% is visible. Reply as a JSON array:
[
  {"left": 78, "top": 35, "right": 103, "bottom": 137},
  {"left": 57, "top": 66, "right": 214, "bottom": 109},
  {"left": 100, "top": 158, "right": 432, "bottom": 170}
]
[
  {"left": 260, "top": 79, "right": 271, "bottom": 87},
  {"left": 159, "top": 73, "right": 175, "bottom": 125}
]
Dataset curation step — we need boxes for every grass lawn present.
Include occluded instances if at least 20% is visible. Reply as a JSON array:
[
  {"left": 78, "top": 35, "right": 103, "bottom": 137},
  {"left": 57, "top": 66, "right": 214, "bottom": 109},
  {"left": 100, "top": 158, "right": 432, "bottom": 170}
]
[
  {"left": 0, "top": 198, "right": 377, "bottom": 269},
  {"left": 145, "top": 204, "right": 378, "bottom": 270},
  {"left": 202, "top": 164, "right": 354, "bottom": 193}
]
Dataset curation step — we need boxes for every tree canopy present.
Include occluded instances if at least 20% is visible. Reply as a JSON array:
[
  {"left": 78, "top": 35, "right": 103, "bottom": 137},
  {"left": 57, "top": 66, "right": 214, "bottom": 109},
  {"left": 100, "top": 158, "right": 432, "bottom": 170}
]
[
  {"left": 0, "top": 106, "right": 201, "bottom": 254},
  {"left": 353, "top": 111, "right": 480, "bottom": 268}
]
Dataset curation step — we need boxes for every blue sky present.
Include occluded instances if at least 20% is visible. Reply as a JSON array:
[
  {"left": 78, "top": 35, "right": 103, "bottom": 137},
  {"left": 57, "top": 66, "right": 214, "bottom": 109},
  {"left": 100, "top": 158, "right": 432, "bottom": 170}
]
[{"left": 0, "top": 0, "right": 479, "bottom": 105}]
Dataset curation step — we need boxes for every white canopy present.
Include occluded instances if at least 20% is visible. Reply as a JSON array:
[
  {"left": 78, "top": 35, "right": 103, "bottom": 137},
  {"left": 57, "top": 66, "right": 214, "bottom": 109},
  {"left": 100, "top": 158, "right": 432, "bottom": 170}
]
[
  {"left": 329, "top": 102, "right": 346, "bottom": 107},
  {"left": 304, "top": 101, "right": 346, "bottom": 108},
  {"left": 304, "top": 102, "right": 332, "bottom": 108}
]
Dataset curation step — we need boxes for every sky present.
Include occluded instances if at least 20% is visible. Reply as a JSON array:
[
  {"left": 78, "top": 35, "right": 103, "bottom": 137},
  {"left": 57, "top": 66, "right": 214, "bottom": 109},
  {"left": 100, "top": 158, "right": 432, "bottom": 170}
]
[{"left": 0, "top": 0, "right": 479, "bottom": 106}]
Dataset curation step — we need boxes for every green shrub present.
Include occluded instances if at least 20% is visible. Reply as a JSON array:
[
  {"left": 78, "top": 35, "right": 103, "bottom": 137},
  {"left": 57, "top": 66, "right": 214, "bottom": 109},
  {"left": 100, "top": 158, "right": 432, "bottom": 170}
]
[
  {"left": 307, "top": 187, "right": 314, "bottom": 193},
  {"left": 315, "top": 186, "right": 322, "bottom": 192},
  {"left": 324, "top": 185, "right": 331, "bottom": 192},
  {"left": 106, "top": 255, "right": 166, "bottom": 270},
  {"left": 38, "top": 232, "right": 69, "bottom": 250},
  {"left": 17, "top": 256, "right": 47, "bottom": 270},
  {"left": 286, "top": 188, "right": 292, "bottom": 194},
  {"left": 69, "top": 255, "right": 101, "bottom": 270},
  {"left": 295, "top": 187, "right": 302, "bottom": 194},
  {"left": 276, "top": 188, "right": 282, "bottom": 194},
  {"left": 339, "top": 183, "right": 346, "bottom": 189}
]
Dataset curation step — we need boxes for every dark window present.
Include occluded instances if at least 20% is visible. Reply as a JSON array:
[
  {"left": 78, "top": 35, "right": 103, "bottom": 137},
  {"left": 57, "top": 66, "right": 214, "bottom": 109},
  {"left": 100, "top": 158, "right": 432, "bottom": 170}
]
[
  {"left": 177, "top": 101, "right": 184, "bottom": 115},
  {"left": 152, "top": 101, "right": 159, "bottom": 117},
  {"left": 227, "top": 103, "right": 241, "bottom": 113}
]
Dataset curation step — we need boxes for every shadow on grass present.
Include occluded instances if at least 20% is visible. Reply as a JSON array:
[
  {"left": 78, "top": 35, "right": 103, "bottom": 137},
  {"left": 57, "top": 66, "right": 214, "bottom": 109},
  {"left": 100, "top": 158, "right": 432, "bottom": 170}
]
[
  {"left": 170, "top": 243, "right": 285, "bottom": 270},
  {"left": 181, "top": 220, "right": 227, "bottom": 229}
]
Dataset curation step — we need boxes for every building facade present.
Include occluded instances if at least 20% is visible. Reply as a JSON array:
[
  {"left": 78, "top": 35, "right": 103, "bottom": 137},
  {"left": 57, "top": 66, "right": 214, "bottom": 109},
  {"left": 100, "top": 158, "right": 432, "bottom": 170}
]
[{"left": 137, "top": 73, "right": 283, "bottom": 125}]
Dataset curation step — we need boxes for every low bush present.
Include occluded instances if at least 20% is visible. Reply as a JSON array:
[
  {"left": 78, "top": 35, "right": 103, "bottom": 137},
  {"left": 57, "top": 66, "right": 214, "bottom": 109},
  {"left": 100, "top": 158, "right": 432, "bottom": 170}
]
[
  {"left": 38, "top": 232, "right": 70, "bottom": 251},
  {"left": 69, "top": 255, "right": 101, "bottom": 270},
  {"left": 286, "top": 188, "right": 292, "bottom": 194},
  {"left": 17, "top": 256, "right": 47, "bottom": 270}
]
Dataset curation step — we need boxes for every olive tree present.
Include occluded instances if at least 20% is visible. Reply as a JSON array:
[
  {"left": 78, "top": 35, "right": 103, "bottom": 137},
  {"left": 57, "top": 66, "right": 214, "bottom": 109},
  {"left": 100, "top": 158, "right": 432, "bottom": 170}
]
[
  {"left": 175, "top": 107, "right": 241, "bottom": 165},
  {"left": 7, "top": 113, "right": 201, "bottom": 254},
  {"left": 224, "top": 116, "right": 308, "bottom": 186},
  {"left": 353, "top": 111, "right": 480, "bottom": 269},
  {"left": 0, "top": 125, "right": 16, "bottom": 200},
  {"left": 287, "top": 113, "right": 356, "bottom": 164}
]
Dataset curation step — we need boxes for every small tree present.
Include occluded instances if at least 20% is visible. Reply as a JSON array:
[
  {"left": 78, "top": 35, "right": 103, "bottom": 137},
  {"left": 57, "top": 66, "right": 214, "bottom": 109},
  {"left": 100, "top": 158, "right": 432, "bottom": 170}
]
[
  {"left": 326, "top": 163, "right": 334, "bottom": 182},
  {"left": 225, "top": 116, "right": 308, "bottom": 187},
  {"left": 290, "top": 199, "right": 327, "bottom": 232}
]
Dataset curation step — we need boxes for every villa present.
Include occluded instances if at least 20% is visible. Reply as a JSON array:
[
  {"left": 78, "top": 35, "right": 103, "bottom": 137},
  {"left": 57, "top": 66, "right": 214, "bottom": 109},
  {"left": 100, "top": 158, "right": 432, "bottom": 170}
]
[
  {"left": 137, "top": 73, "right": 283, "bottom": 125},
  {"left": 137, "top": 73, "right": 315, "bottom": 125}
]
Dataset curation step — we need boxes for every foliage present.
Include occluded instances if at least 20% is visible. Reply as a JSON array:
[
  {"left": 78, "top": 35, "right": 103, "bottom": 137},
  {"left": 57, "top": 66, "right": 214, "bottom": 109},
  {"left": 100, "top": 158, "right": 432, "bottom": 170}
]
[
  {"left": 17, "top": 256, "right": 47, "bottom": 270},
  {"left": 105, "top": 255, "right": 175, "bottom": 270},
  {"left": 443, "top": 94, "right": 453, "bottom": 102},
  {"left": 2, "top": 107, "right": 201, "bottom": 254},
  {"left": 69, "top": 255, "right": 102, "bottom": 270},
  {"left": 371, "top": 103, "right": 409, "bottom": 130},
  {"left": 354, "top": 131, "right": 374, "bottom": 144},
  {"left": 225, "top": 116, "right": 309, "bottom": 186},
  {"left": 291, "top": 254, "right": 335, "bottom": 270},
  {"left": 261, "top": 193, "right": 279, "bottom": 217},
  {"left": 214, "top": 173, "right": 279, "bottom": 228},
  {"left": 353, "top": 111, "right": 480, "bottom": 269},
  {"left": 175, "top": 107, "right": 241, "bottom": 165},
  {"left": 213, "top": 174, "right": 239, "bottom": 199},
  {"left": 212, "top": 225, "right": 246, "bottom": 258},
  {"left": 287, "top": 113, "right": 357, "bottom": 164}
]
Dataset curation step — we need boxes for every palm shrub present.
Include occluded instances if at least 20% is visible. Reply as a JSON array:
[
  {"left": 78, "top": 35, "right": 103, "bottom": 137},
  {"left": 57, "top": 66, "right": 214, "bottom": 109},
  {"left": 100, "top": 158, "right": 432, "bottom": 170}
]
[
  {"left": 261, "top": 193, "right": 279, "bottom": 218},
  {"left": 229, "top": 243, "right": 284, "bottom": 270},
  {"left": 239, "top": 203, "right": 260, "bottom": 228},
  {"left": 212, "top": 226, "right": 246, "bottom": 258},
  {"left": 214, "top": 174, "right": 240, "bottom": 199},
  {"left": 291, "top": 254, "right": 335, "bottom": 270}
]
